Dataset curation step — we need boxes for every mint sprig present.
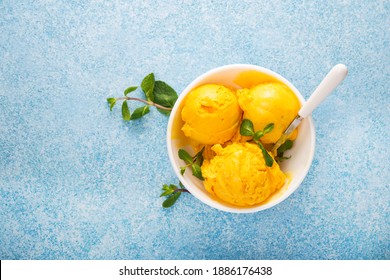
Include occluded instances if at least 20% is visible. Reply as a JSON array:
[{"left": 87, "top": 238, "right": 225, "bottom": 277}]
[
  {"left": 160, "top": 183, "right": 189, "bottom": 208},
  {"left": 178, "top": 147, "right": 205, "bottom": 180},
  {"left": 107, "top": 73, "right": 187, "bottom": 209},
  {"left": 239, "top": 119, "right": 274, "bottom": 167},
  {"left": 106, "top": 73, "right": 178, "bottom": 121}
]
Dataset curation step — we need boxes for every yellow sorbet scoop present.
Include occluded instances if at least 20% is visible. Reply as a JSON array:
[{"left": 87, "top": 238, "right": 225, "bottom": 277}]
[
  {"left": 237, "top": 82, "right": 301, "bottom": 144},
  {"left": 181, "top": 84, "right": 242, "bottom": 145},
  {"left": 202, "top": 142, "right": 286, "bottom": 206}
]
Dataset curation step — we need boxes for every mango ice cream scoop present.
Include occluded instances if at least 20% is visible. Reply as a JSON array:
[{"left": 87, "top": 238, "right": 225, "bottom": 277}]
[
  {"left": 237, "top": 83, "right": 301, "bottom": 144},
  {"left": 202, "top": 142, "right": 286, "bottom": 206},
  {"left": 181, "top": 84, "right": 242, "bottom": 145}
]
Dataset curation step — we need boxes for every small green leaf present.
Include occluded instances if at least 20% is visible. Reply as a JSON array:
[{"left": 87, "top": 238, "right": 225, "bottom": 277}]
[
  {"left": 124, "top": 86, "right": 138, "bottom": 96},
  {"left": 107, "top": 97, "right": 115, "bottom": 104},
  {"left": 253, "top": 130, "right": 264, "bottom": 141},
  {"left": 256, "top": 141, "right": 274, "bottom": 167},
  {"left": 107, "top": 98, "right": 116, "bottom": 111},
  {"left": 130, "top": 106, "right": 150, "bottom": 120},
  {"left": 162, "top": 192, "right": 181, "bottom": 208},
  {"left": 162, "top": 184, "right": 170, "bottom": 191},
  {"left": 240, "top": 119, "right": 255, "bottom": 136},
  {"left": 263, "top": 123, "right": 274, "bottom": 134},
  {"left": 194, "top": 146, "right": 205, "bottom": 158},
  {"left": 180, "top": 167, "right": 186, "bottom": 175},
  {"left": 153, "top": 81, "right": 178, "bottom": 112},
  {"left": 194, "top": 146, "right": 205, "bottom": 166},
  {"left": 161, "top": 184, "right": 177, "bottom": 197},
  {"left": 277, "top": 139, "right": 293, "bottom": 155},
  {"left": 121, "top": 100, "right": 131, "bottom": 121},
  {"left": 178, "top": 149, "right": 193, "bottom": 164},
  {"left": 141, "top": 73, "right": 155, "bottom": 101},
  {"left": 191, "top": 164, "right": 204, "bottom": 180},
  {"left": 276, "top": 140, "right": 294, "bottom": 162},
  {"left": 160, "top": 189, "right": 175, "bottom": 197}
]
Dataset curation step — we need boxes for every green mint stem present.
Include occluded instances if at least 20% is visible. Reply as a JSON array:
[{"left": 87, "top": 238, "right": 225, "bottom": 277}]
[
  {"left": 255, "top": 140, "right": 274, "bottom": 167},
  {"left": 115, "top": 97, "right": 172, "bottom": 111},
  {"left": 175, "top": 189, "right": 190, "bottom": 193}
]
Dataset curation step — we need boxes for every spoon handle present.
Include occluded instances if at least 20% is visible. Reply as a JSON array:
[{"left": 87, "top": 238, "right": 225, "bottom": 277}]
[{"left": 298, "top": 64, "right": 348, "bottom": 118}]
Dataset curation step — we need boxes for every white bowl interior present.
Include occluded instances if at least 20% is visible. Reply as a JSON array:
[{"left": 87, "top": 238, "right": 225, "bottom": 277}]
[{"left": 167, "top": 64, "right": 315, "bottom": 213}]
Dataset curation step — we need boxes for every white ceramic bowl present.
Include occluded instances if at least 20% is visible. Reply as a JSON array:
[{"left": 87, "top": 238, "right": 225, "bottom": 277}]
[{"left": 167, "top": 64, "right": 315, "bottom": 213}]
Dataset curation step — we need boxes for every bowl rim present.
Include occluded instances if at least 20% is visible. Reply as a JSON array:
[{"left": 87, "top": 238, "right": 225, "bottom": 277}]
[{"left": 167, "top": 64, "right": 316, "bottom": 213}]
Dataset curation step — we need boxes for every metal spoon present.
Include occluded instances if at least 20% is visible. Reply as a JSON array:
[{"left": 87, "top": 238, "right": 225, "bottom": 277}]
[{"left": 272, "top": 64, "right": 348, "bottom": 153}]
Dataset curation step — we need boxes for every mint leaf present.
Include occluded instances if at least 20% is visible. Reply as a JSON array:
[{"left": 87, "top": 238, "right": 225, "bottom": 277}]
[
  {"left": 240, "top": 119, "right": 255, "bottom": 136},
  {"left": 160, "top": 189, "right": 175, "bottom": 197},
  {"left": 276, "top": 139, "right": 293, "bottom": 162},
  {"left": 107, "top": 98, "right": 116, "bottom": 111},
  {"left": 178, "top": 149, "right": 193, "bottom": 165},
  {"left": 263, "top": 123, "right": 274, "bottom": 135},
  {"left": 191, "top": 164, "right": 204, "bottom": 180},
  {"left": 162, "top": 192, "right": 181, "bottom": 208},
  {"left": 162, "top": 184, "right": 170, "bottom": 191},
  {"left": 253, "top": 130, "right": 264, "bottom": 141},
  {"left": 179, "top": 148, "right": 205, "bottom": 179},
  {"left": 130, "top": 106, "right": 150, "bottom": 120},
  {"left": 194, "top": 147, "right": 205, "bottom": 166},
  {"left": 256, "top": 141, "right": 274, "bottom": 167},
  {"left": 253, "top": 123, "right": 274, "bottom": 140},
  {"left": 121, "top": 100, "right": 131, "bottom": 121},
  {"left": 107, "top": 97, "right": 116, "bottom": 103},
  {"left": 124, "top": 86, "right": 138, "bottom": 96},
  {"left": 277, "top": 139, "right": 293, "bottom": 155},
  {"left": 153, "top": 81, "right": 178, "bottom": 112},
  {"left": 141, "top": 73, "right": 155, "bottom": 101},
  {"left": 160, "top": 184, "right": 177, "bottom": 197}
]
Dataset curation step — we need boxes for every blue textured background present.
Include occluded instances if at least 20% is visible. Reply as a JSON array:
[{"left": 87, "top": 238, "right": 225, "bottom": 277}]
[{"left": 0, "top": 0, "right": 389, "bottom": 260}]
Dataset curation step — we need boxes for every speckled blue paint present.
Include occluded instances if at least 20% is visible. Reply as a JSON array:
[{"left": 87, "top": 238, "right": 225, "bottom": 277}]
[{"left": 0, "top": 0, "right": 389, "bottom": 260}]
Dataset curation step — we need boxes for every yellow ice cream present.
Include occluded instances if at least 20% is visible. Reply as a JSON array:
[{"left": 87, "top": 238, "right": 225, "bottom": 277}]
[
  {"left": 181, "top": 84, "right": 242, "bottom": 145},
  {"left": 202, "top": 142, "right": 286, "bottom": 207},
  {"left": 237, "top": 83, "right": 301, "bottom": 144}
]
